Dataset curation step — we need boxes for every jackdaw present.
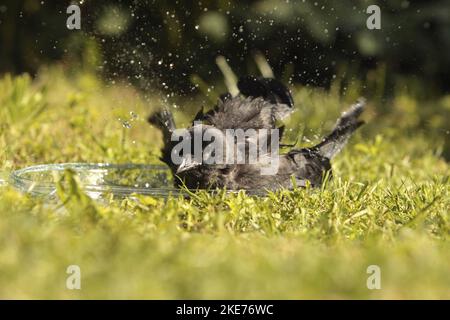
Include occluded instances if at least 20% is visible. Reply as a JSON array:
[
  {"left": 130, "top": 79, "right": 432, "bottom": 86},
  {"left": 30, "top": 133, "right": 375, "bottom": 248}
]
[{"left": 149, "top": 76, "right": 366, "bottom": 191}]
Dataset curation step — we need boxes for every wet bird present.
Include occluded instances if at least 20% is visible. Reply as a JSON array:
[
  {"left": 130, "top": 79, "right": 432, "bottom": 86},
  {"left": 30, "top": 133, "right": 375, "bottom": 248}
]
[{"left": 149, "top": 76, "right": 366, "bottom": 191}]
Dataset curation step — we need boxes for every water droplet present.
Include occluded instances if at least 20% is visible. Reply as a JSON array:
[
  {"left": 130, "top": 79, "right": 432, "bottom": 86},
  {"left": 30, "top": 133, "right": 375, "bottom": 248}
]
[
  {"left": 118, "top": 118, "right": 132, "bottom": 129},
  {"left": 130, "top": 111, "right": 138, "bottom": 120}
]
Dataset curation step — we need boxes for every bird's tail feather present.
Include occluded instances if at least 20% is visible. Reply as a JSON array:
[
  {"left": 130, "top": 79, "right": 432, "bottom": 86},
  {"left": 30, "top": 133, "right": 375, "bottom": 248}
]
[
  {"left": 148, "top": 108, "right": 176, "bottom": 142},
  {"left": 313, "top": 98, "right": 366, "bottom": 159},
  {"left": 148, "top": 108, "right": 178, "bottom": 170}
]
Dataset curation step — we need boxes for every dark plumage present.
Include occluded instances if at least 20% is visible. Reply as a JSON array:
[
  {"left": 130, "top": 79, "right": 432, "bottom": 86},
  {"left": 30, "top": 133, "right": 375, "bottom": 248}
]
[{"left": 149, "top": 77, "right": 366, "bottom": 191}]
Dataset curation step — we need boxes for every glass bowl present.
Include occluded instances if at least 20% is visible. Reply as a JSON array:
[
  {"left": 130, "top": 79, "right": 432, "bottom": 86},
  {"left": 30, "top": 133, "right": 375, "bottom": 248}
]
[{"left": 9, "top": 163, "right": 183, "bottom": 199}]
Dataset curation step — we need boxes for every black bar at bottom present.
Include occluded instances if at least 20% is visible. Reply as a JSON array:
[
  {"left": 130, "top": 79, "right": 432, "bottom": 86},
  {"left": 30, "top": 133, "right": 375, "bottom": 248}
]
[{"left": 0, "top": 300, "right": 443, "bottom": 318}]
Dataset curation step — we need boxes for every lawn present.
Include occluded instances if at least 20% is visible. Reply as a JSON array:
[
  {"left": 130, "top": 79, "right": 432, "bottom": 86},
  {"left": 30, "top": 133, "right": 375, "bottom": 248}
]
[{"left": 0, "top": 67, "right": 448, "bottom": 299}]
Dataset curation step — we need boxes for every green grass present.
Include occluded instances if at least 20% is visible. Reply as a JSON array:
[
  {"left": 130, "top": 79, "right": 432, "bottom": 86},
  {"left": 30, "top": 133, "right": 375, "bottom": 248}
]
[{"left": 0, "top": 67, "right": 449, "bottom": 299}]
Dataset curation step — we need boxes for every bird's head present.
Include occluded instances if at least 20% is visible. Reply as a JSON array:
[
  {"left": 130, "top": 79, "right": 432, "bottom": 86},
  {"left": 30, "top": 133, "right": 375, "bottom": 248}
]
[
  {"left": 176, "top": 154, "right": 202, "bottom": 174},
  {"left": 174, "top": 125, "right": 226, "bottom": 174}
]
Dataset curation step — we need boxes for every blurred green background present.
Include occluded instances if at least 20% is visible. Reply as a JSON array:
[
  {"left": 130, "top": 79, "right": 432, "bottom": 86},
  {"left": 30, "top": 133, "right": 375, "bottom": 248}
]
[{"left": 1, "top": 0, "right": 449, "bottom": 97}]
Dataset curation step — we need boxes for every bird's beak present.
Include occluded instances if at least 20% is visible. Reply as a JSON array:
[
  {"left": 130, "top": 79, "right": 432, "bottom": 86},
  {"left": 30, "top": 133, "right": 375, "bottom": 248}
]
[{"left": 176, "top": 157, "right": 202, "bottom": 174}]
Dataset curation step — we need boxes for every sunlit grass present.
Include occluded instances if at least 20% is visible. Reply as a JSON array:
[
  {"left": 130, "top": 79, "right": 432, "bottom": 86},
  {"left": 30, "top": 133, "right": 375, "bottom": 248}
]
[{"left": 0, "top": 67, "right": 448, "bottom": 299}]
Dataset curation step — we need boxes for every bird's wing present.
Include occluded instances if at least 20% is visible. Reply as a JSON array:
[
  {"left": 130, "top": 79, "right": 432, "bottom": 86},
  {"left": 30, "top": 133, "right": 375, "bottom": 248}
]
[
  {"left": 206, "top": 96, "right": 291, "bottom": 132},
  {"left": 193, "top": 77, "right": 293, "bottom": 138},
  {"left": 238, "top": 76, "right": 294, "bottom": 108}
]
